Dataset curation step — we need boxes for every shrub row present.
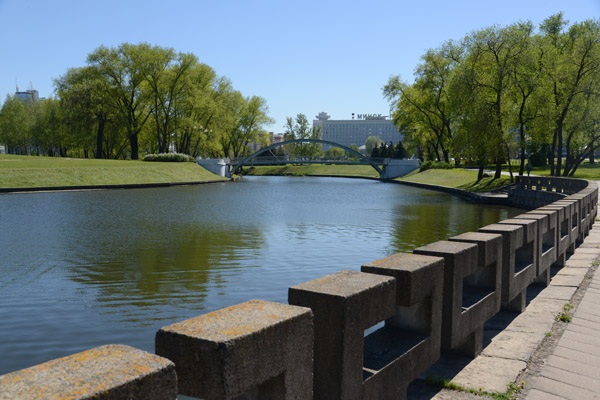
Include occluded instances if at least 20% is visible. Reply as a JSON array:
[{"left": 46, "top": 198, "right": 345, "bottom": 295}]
[
  {"left": 142, "top": 153, "right": 196, "bottom": 162},
  {"left": 419, "top": 160, "right": 454, "bottom": 172}
]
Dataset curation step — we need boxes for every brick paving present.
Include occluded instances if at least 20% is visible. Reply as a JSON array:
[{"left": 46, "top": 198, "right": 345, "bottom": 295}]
[{"left": 525, "top": 227, "right": 600, "bottom": 400}]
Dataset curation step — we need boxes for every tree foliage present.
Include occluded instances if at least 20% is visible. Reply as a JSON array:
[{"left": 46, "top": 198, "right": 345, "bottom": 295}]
[
  {"left": 0, "top": 43, "right": 272, "bottom": 160},
  {"left": 385, "top": 13, "right": 600, "bottom": 177}
]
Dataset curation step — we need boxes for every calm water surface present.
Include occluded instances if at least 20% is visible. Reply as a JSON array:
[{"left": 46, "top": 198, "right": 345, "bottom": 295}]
[{"left": 0, "top": 176, "right": 521, "bottom": 375}]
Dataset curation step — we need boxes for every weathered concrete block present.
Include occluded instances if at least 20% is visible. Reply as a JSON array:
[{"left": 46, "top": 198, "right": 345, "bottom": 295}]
[
  {"left": 513, "top": 212, "right": 555, "bottom": 286},
  {"left": 540, "top": 203, "right": 576, "bottom": 254},
  {"left": 0, "top": 344, "right": 177, "bottom": 400},
  {"left": 478, "top": 223, "right": 536, "bottom": 312},
  {"left": 155, "top": 300, "right": 313, "bottom": 400},
  {"left": 498, "top": 218, "right": 541, "bottom": 286},
  {"left": 556, "top": 198, "right": 584, "bottom": 245},
  {"left": 529, "top": 207, "right": 569, "bottom": 265},
  {"left": 361, "top": 253, "right": 444, "bottom": 399},
  {"left": 413, "top": 240, "right": 494, "bottom": 357},
  {"left": 288, "top": 270, "right": 396, "bottom": 400}
]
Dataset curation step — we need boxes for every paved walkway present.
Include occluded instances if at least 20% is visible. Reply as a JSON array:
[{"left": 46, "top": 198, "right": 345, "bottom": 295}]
[
  {"left": 524, "top": 230, "right": 600, "bottom": 399},
  {"left": 408, "top": 197, "right": 600, "bottom": 399}
]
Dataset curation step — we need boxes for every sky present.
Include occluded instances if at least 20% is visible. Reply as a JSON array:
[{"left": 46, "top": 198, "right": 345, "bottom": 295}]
[{"left": 1, "top": 0, "right": 599, "bottom": 132}]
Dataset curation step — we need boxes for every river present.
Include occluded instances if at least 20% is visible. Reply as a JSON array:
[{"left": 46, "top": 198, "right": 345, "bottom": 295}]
[{"left": 0, "top": 176, "right": 521, "bottom": 375}]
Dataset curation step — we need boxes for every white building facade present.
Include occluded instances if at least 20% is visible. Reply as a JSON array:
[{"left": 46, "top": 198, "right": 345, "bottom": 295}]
[{"left": 313, "top": 112, "right": 402, "bottom": 150}]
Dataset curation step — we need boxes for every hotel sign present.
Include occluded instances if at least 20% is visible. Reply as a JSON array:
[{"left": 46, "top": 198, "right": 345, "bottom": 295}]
[{"left": 356, "top": 114, "right": 386, "bottom": 120}]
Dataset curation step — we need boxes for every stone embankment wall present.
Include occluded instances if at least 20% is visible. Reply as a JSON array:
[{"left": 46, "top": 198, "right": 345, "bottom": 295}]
[{"left": 0, "top": 177, "right": 597, "bottom": 400}]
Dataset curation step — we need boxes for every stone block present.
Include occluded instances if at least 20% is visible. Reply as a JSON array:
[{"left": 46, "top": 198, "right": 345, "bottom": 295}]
[
  {"left": 0, "top": 344, "right": 176, "bottom": 400},
  {"left": 155, "top": 299, "right": 313, "bottom": 400},
  {"left": 513, "top": 212, "right": 555, "bottom": 285},
  {"left": 413, "top": 240, "right": 493, "bottom": 357},
  {"left": 528, "top": 208, "right": 569, "bottom": 267},
  {"left": 541, "top": 203, "right": 576, "bottom": 252},
  {"left": 288, "top": 270, "right": 396, "bottom": 400},
  {"left": 361, "top": 253, "right": 444, "bottom": 399},
  {"left": 477, "top": 223, "right": 536, "bottom": 312}
]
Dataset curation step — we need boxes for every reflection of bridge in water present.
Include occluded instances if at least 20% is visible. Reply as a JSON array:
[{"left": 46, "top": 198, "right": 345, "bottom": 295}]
[{"left": 197, "top": 139, "right": 420, "bottom": 179}]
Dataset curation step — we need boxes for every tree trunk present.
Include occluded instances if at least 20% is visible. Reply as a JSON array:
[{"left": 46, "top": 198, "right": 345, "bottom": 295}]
[
  {"left": 95, "top": 118, "right": 106, "bottom": 159},
  {"left": 494, "top": 158, "right": 502, "bottom": 180},
  {"left": 556, "top": 126, "right": 563, "bottom": 176},
  {"left": 130, "top": 133, "right": 139, "bottom": 160}
]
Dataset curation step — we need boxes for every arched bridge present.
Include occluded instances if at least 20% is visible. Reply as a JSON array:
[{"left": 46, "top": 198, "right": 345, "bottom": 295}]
[{"left": 229, "top": 139, "right": 384, "bottom": 176}]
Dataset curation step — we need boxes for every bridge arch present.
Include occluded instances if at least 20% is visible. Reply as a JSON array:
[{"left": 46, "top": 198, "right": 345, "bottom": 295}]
[{"left": 230, "top": 139, "right": 383, "bottom": 176}]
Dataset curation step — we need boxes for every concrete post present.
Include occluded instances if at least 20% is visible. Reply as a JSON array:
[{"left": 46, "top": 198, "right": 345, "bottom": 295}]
[
  {"left": 155, "top": 300, "right": 313, "bottom": 400},
  {"left": 361, "top": 253, "right": 444, "bottom": 399},
  {"left": 513, "top": 212, "right": 555, "bottom": 286},
  {"left": 478, "top": 223, "right": 536, "bottom": 313},
  {"left": 0, "top": 345, "right": 177, "bottom": 400},
  {"left": 413, "top": 240, "right": 496, "bottom": 357},
  {"left": 288, "top": 270, "right": 396, "bottom": 400}
]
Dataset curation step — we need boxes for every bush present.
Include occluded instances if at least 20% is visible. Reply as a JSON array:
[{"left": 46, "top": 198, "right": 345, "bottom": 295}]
[
  {"left": 419, "top": 161, "right": 453, "bottom": 172},
  {"left": 142, "top": 153, "right": 196, "bottom": 162}
]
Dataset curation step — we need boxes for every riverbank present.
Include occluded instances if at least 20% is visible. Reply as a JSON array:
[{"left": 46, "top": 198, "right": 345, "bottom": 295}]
[
  {"left": 0, "top": 154, "right": 228, "bottom": 192},
  {"left": 243, "top": 164, "right": 512, "bottom": 192}
]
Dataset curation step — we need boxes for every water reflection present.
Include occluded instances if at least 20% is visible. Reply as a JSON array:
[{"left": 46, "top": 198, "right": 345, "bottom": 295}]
[
  {"left": 391, "top": 194, "right": 519, "bottom": 252},
  {"left": 0, "top": 176, "right": 521, "bottom": 376},
  {"left": 67, "top": 224, "right": 265, "bottom": 310}
]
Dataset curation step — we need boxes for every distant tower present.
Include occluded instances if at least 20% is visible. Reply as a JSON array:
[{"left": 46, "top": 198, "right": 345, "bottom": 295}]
[
  {"left": 313, "top": 112, "right": 331, "bottom": 132},
  {"left": 315, "top": 112, "right": 331, "bottom": 121}
]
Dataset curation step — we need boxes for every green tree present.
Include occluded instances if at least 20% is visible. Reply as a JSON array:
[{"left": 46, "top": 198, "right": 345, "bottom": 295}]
[
  {"left": 87, "top": 43, "right": 154, "bottom": 159},
  {"left": 225, "top": 95, "right": 273, "bottom": 158},
  {"left": 284, "top": 113, "right": 322, "bottom": 157},
  {"left": 0, "top": 95, "right": 31, "bottom": 154},
  {"left": 55, "top": 66, "right": 117, "bottom": 158},
  {"left": 139, "top": 46, "right": 197, "bottom": 153},
  {"left": 539, "top": 14, "right": 600, "bottom": 176},
  {"left": 384, "top": 41, "right": 461, "bottom": 163},
  {"left": 460, "top": 22, "right": 534, "bottom": 179},
  {"left": 364, "top": 136, "right": 383, "bottom": 156}
]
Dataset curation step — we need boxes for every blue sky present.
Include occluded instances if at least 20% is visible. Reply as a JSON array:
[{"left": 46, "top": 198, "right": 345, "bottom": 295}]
[{"left": 1, "top": 0, "right": 599, "bottom": 131}]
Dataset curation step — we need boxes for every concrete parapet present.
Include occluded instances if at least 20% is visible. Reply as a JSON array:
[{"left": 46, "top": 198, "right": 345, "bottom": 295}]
[
  {"left": 155, "top": 299, "right": 313, "bottom": 400},
  {"left": 515, "top": 175, "right": 588, "bottom": 194},
  {"left": 288, "top": 270, "right": 396, "bottom": 400},
  {"left": 413, "top": 240, "right": 495, "bottom": 357},
  {"left": 513, "top": 212, "right": 555, "bottom": 285},
  {"left": 529, "top": 206, "right": 570, "bottom": 266},
  {"left": 361, "top": 253, "right": 444, "bottom": 399},
  {"left": 497, "top": 218, "right": 540, "bottom": 285},
  {"left": 539, "top": 203, "right": 576, "bottom": 253},
  {"left": 0, "top": 344, "right": 177, "bottom": 400},
  {"left": 555, "top": 198, "right": 583, "bottom": 245},
  {"left": 478, "top": 223, "right": 536, "bottom": 312}
]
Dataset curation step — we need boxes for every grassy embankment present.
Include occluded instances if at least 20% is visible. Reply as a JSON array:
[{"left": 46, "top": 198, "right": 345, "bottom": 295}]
[
  {"left": 246, "top": 161, "right": 600, "bottom": 192},
  {"left": 0, "top": 154, "right": 227, "bottom": 189},
  {"left": 244, "top": 164, "right": 512, "bottom": 192}
]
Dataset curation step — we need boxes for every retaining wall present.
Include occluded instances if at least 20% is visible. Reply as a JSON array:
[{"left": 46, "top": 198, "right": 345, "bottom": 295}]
[{"left": 1, "top": 177, "right": 597, "bottom": 400}]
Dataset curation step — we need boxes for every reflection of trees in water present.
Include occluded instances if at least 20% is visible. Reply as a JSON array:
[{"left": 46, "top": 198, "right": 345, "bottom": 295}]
[
  {"left": 67, "top": 222, "right": 265, "bottom": 313},
  {"left": 390, "top": 195, "right": 520, "bottom": 253}
]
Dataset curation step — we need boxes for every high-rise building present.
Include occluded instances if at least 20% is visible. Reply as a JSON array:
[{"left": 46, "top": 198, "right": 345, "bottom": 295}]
[
  {"left": 15, "top": 89, "right": 39, "bottom": 103},
  {"left": 313, "top": 112, "right": 402, "bottom": 150}
]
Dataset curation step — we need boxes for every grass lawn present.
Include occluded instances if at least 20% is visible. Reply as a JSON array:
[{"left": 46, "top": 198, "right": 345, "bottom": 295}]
[
  {"left": 243, "top": 164, "right": 380, "bottom": 178},
  {"left": 482, "top": 160, "right": 600, "bottom": 180},
  {"left": 397, "top": 169, "right": 513, "bottom": 192},
  {"left": 0, "top": 154, "right": 226, "bottom": 189},
  {"left": 526, "top": 162, "right": 600, "bottom": 180},
  {"left": 243, "top": 164, "right": 512, "bottom": 192}
]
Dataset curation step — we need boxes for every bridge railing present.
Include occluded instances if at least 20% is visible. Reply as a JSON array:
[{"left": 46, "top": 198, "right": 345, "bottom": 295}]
[
  {"left": 1, "top": 177, "right": 597, "bottom": 400},
  {"left": 229, "top": 155, "right": 388, "bottom": 165}
]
